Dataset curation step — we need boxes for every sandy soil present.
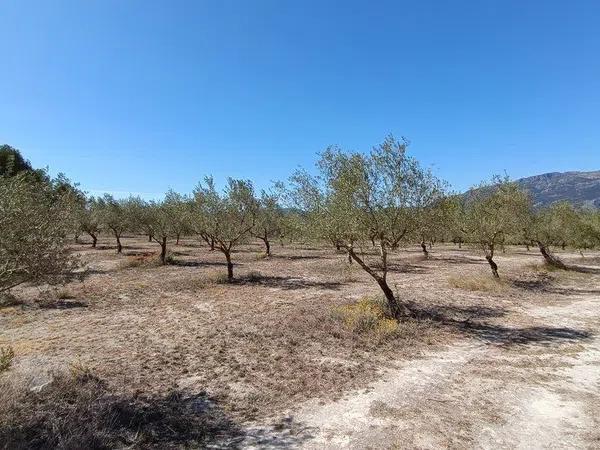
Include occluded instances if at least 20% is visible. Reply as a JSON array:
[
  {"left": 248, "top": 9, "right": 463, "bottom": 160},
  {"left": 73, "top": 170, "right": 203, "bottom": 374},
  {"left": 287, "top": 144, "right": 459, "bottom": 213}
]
[{"left": 1, "top": 237, "right": 599, "bottom": 448}]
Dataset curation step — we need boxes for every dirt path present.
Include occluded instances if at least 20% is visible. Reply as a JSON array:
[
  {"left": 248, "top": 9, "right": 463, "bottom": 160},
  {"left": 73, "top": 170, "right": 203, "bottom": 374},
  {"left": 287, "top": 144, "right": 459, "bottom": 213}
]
[{"left": 242, "top": 276, "right": 600, "bottom": 449}]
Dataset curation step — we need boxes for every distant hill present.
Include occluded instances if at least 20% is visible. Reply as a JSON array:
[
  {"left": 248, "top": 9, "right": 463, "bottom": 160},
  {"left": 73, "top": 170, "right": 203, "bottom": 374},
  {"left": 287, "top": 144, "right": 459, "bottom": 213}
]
[{"left": 514, "top": 171, "right": 600, "bottom": 208}]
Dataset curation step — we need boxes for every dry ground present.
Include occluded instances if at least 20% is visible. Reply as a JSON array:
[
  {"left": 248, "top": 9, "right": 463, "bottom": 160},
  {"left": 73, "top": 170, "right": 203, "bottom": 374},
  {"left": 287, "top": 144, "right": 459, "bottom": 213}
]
[{"left": 1, "top": 236, "right": 599, "bottom": 448}]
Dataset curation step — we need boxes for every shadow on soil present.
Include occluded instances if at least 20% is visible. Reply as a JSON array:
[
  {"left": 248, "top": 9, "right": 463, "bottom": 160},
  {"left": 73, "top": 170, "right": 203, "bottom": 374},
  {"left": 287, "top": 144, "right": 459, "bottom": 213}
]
[
  {"left": 238, "top": 275, "right": 344, "bottom": 291},
  {"left": 412, "top": 303, "right": 592, "bottom": 346}
]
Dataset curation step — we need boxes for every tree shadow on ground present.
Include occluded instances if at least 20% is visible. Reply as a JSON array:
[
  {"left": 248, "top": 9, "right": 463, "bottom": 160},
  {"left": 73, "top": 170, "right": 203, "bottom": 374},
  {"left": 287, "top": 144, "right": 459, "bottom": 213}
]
[
  {"left": 271, "top": 254, "right": 326, "bottom": 261},
  {"left": 0, "top": 373, "right": 251, "bottom": 449},
  {"left": 384, "top": 262, "right": 430, "bottom": 274},
  {"left": 512, "top": 273, "right": 600, "bottom": 296},
  {"left": 169, "top": 259, "right": 233, "bottom": 268},
  {"left": 430, "top": 255, "right": 485, "bottom": 265},
  {"left": 36, "top": 299, "right": 88, "bottom": 309},
  {"left": 567, "top": 265, "right": 600, "bottom": 274},
  {"left": 410, "top": 303, "right": 592, "bottom": 346},
  {"left": 237, "top": 275, "right": 343, "bottom": 291}
]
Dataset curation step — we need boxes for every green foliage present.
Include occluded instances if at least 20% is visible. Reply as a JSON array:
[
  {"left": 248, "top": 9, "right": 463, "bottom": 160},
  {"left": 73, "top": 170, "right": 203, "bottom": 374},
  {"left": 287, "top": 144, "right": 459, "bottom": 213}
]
[
  {"left": 526, "top": 201, "right": 580, "bottom": 249},
  {"left": 289, "top": 135, "right": 443, "bottom": 316},
  {"left": 0, "top": 145, "right": 34, "bottom": 177},
  {"left": 463, "top": 176, "right": 530, "bottom": 276},
  {"left": 252, "top": 184, "right": 286, "bottom": 254},
  {"left": 193, "top": 177, "right": 258, "bottom": 278},
  {"left": 0, "top": 174, "right": 78, "bottom": 293}
]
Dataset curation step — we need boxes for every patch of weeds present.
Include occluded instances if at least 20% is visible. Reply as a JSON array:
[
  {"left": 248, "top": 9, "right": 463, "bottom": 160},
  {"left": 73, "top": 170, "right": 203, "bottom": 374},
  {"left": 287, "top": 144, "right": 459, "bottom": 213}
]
[
  {"left": 448, "top": 275, "right": 509, "bottom": 293},
  {"left": 333, "top": 297, "right": 400, "bottom": 339},
  {"left": 0, "top": 347, "right": 15, "bottom": 373},
  {"left": 525, "top": 262, "right": 561, "bottom": 274},
  {"left": 207, "top": 272, "right": 230, "bottom": 285},
  {"left": 119, "top": 254, "right": 160, "bottom": 270},
  {"left": 244, "top": 271, "right": 264, "bottom": 282}
]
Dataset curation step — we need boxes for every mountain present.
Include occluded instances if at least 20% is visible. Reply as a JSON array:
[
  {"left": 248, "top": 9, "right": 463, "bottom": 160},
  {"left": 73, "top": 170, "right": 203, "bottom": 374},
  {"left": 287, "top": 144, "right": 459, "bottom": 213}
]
[{"left": 515, "top": 171, "right": 600, "bottom": 208}]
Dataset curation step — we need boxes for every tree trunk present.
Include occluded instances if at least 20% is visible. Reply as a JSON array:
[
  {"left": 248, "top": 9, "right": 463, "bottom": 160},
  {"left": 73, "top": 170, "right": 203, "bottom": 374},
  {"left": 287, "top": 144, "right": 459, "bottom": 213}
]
[
  {"left": 265, "top": 238, "right": 271, "bottom": 257},
  {"left": 420, "top": 241, "right": 429, "bottom": 258},
  {"left": 537, "top": 242, "right": 567, "bottom": 270},
  {"left": 210, "top": 238, "right": 215, "bottom": 251},
  {"left": 375, "top": 276, "right": 407, "bottom": 317},
  {"left": 561, "top": 242, "right": 566, "bottom": 250},
  {"left": 346, "top": 247, "right": 411, "bottom": 318},
  {"left": 526, "top": 243, "right": 530, "bottom": 251},
  {"left": 176, "top": 233, "right": 180, "bottom": 246},
  {"left": 160, "top": 237, "right": 167, "bottom": 265},
  {"left": 486, "top": 255, "right": 499, "bottom": 278},
  {"left": 148, "top": 233, "right": 152, "bottom": 242},
  {"left": 115, "top": 234, "right": 122, "bottom": 254},
  {"left": 225, "top": 251, "right": 234, "bottom": 280},
  {"left": 91, "top": 233, "right": 97, "bottom": 248}
]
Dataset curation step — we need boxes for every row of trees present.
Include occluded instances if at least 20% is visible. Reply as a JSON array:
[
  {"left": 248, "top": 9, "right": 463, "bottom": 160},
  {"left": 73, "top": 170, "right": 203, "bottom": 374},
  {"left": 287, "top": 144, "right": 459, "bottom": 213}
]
[{"left": 2, "top": 142, "right": 600, "bottom": 318}]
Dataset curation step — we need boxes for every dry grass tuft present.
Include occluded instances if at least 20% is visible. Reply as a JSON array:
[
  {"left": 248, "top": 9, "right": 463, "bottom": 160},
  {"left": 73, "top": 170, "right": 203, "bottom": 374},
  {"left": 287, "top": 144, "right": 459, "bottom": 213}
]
[
  {"left": 448, "top": 275, "right": 509, "bottom": 293},
  {"left": 333, "top": 297, "right": 400, "bottom": 339},
  {"left": 0, "top": 347, "right": 14, "bottom": 373}
]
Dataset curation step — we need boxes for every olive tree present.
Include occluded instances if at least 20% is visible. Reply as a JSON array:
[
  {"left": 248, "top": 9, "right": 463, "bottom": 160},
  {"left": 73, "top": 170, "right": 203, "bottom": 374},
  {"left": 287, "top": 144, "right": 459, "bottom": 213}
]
[
  {"left": 146, "top": 200, "right": 177, "bottom": 265},
  {"left": 78, "top": 197, "right": 102, "bottom": 247},
  {"left": 97, "top": 195, "right": 129, "bottom": 253},
  {"left": 251, "top": 185, "right": 285, "bottom": 256},
  {"left": 163, "top": 190, "right": 193, "bottom": 245},
  {"left": 127, "top": 196, "right": 155, "bottom": 242},
  {"left": 193, "top": 177, "right": 257, "bottom": 280},
  {"left": 0, "top": 173, "right": 77, "bottom": 294},
  {"left": 289, "top": 136, "right": 442, "bottom": 318},
  {"left": 524, "top": 201, "right": 580, "bottom": 269},
  {"left": 414, "top": 194, "right": 453, "bottom": 257},
  {"left": 464, "top": 176, "right": 530, "bottom": 278}
]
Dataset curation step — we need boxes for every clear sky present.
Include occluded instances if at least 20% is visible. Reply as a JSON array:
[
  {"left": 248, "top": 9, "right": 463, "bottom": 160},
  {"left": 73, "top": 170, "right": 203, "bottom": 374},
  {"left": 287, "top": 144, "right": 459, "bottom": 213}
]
[{"left": 1, "top": 0, "right": 599, "bottom": 198}]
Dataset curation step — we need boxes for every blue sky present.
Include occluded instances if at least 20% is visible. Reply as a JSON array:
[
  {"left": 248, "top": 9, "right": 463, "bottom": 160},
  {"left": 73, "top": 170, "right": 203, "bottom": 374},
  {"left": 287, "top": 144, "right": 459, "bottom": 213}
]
[{"left": 1, "top": 0, "right": 599, "bottom": 198}]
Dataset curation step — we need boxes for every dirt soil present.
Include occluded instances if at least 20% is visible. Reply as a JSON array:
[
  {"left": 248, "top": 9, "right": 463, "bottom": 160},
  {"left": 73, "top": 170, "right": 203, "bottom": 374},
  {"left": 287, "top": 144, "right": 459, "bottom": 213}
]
[{"left": 1, "top": 237, "right": 599, "bottom": 449}]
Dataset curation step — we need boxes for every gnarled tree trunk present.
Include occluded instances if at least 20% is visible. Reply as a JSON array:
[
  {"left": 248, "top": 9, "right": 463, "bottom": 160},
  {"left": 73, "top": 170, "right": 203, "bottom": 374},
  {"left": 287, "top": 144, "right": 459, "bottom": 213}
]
[
  {"left": 346, "top": 246, "right": 411, "bottom": 319},
  {"left": 486, "top": 255, "right": 499, "bottom": 278},
  {"left": 420, "top": 240, "right": 429, "bottom": 258},
  {"left": 537, "top": 241, "right": 567, "bottom": 270},
  {"left": 90, "top": 233, "right": 97, "bottom": 248},
  {"left": 224, "top": 250, "right": 234, "bottom": 280},
  {"left": 159, "top": 236, "right": 167, "bottom": 265}
]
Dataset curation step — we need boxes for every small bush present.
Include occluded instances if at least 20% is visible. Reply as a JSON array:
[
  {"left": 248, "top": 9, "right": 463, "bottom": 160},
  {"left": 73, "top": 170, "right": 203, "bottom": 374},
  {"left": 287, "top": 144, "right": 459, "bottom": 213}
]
[
  {"left": 0, "top": 347, "right": 15, "bottom": 373},
  {"left": 334, "top": 297, "right": 399, "bottom": 338},
  {"left": 448, "top": 275, "right": 508, "bottom": 293}
]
